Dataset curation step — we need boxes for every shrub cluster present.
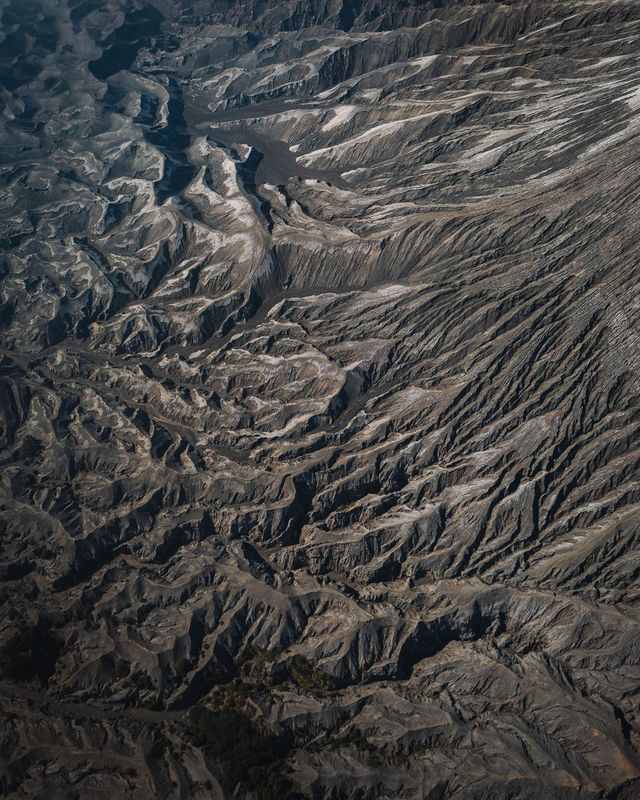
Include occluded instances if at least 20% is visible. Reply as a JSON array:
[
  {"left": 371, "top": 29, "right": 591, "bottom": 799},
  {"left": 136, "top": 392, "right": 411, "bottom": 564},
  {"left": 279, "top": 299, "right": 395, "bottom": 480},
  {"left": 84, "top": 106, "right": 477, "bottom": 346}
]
[{"left": 189, "top": 705, "right": 298, "bottom": 800}]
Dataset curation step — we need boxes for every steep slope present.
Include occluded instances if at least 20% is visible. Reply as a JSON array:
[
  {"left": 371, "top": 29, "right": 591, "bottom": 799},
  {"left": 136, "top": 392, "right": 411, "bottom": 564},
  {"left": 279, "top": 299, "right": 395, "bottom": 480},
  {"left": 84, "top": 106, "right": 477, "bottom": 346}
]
[{"left": 1, "top": 1, "right": 640, "bottom": 798}]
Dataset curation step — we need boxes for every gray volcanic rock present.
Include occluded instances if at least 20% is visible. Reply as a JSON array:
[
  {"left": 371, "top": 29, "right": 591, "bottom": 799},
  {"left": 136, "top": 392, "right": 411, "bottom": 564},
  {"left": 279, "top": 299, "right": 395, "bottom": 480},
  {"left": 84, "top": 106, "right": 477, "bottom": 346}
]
[{"left": 1, "top": 1, "right": 640, "bottom": 798}]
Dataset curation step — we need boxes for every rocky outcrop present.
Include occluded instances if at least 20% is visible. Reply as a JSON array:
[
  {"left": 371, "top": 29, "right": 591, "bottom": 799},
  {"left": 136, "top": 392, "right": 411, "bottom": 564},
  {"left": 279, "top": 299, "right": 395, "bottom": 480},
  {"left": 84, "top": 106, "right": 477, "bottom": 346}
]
[{"left": 1, "top": 1, "right": 640, "bottom": 798}]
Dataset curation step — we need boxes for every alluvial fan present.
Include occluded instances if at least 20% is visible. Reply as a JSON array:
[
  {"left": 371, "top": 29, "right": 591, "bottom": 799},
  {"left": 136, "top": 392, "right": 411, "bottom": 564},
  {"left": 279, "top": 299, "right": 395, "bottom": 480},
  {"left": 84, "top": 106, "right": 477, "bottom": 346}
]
[{"left": 1, "top": 1, "right": 640, "bottom": 798}]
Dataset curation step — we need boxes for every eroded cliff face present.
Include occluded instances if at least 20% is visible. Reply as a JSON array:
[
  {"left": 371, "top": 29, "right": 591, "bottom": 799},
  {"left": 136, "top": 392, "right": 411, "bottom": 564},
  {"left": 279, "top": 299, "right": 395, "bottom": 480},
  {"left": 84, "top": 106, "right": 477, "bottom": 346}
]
[{"left": 1, "top": 1, "right": 640, "bottom": 798}]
